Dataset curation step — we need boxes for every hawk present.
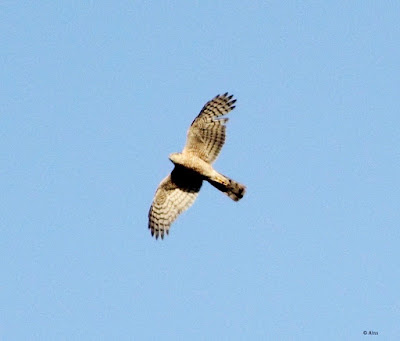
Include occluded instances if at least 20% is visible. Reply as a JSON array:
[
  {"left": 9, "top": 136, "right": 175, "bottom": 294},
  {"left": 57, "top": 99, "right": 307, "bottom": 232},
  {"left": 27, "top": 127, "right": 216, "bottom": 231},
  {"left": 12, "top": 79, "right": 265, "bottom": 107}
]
[{"left": 148, "top": 93, "right": 246, "bottom": 239}]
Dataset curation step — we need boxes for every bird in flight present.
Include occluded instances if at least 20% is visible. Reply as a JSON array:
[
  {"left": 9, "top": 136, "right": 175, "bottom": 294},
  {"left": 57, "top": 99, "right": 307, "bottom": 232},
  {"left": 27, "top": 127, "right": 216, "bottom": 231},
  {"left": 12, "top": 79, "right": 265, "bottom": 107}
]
[{"left": 148, "top": 93, "right": 246, "bottom": 239}]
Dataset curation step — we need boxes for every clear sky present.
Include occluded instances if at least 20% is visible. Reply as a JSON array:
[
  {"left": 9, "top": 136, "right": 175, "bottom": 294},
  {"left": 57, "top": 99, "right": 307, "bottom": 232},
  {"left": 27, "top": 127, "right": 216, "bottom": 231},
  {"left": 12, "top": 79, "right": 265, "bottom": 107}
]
[{"left": 1, "top": 2, "right": 399, "bottom": 340}]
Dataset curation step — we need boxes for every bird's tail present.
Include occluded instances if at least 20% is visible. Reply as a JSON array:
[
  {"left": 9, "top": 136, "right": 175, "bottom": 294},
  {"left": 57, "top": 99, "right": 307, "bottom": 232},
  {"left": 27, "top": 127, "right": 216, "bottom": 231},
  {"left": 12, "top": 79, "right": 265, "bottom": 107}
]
[{"left": 208, "top": 173, "right": 246, "bottom": 201}]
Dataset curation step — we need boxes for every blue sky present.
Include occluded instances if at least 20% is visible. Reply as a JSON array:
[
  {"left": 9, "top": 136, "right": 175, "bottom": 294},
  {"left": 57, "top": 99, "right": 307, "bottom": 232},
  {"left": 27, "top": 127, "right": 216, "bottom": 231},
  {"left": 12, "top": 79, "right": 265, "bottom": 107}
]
[{"left": 1, "top": 1, "right": 399, "bottom": 340}]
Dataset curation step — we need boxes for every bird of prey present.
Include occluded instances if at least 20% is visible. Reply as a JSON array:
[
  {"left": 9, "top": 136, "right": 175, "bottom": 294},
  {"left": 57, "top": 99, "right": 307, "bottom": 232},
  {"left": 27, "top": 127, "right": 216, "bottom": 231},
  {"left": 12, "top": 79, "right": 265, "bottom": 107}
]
[{"left": 148, "top": 93, "right": 246, "bottom": 239}]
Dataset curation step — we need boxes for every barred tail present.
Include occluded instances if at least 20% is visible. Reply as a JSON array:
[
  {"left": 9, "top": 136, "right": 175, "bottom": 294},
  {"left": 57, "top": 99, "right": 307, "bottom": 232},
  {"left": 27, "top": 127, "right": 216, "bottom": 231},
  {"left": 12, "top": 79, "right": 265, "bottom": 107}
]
[{"left": 208, "top": 173, "right": 246, "bottom": 201}]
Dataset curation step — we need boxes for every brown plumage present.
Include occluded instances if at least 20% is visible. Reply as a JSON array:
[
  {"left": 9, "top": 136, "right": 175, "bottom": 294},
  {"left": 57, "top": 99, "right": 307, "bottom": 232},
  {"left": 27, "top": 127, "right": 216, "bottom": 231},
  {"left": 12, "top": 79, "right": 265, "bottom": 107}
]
[{"left": 148, "top": 93, "right": 246, "bottom": 239}]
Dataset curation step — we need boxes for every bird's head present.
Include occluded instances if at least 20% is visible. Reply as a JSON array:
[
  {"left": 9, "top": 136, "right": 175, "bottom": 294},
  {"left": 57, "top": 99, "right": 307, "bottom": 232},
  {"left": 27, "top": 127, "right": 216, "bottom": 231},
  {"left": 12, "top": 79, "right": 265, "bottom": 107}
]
[{"left": 168, "top": 152, "right": 182, "bottom": 165}]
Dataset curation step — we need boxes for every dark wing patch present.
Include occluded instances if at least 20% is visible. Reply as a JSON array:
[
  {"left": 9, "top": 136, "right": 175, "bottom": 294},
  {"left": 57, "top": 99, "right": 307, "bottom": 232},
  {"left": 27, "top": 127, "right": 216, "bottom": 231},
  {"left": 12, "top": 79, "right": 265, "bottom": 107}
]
[{"left": 148, "top": 166, "right": 203, "bottom": 239}]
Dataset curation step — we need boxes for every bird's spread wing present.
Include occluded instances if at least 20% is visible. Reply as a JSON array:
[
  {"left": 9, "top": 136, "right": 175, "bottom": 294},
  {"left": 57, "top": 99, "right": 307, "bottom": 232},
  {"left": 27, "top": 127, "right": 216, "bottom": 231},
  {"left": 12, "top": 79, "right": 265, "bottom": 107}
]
[
  {"left": 183, "top": 93, "right": 236, "bottom": 163},
  {"left": 148, "top": 166, "right": 203, "bottom": 239}
]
